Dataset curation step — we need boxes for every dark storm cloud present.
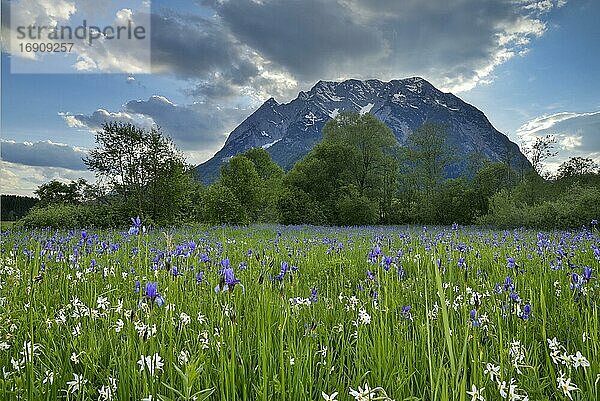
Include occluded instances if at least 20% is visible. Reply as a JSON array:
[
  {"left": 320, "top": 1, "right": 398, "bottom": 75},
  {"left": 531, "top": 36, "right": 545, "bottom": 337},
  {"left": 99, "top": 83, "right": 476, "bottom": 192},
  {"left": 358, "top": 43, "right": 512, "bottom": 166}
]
[
  {"left": 205, "top": 0, "right": 384, "bottom": 79},
  {"left": 202, "top": 0, "right": 556, "bottom": 91}
]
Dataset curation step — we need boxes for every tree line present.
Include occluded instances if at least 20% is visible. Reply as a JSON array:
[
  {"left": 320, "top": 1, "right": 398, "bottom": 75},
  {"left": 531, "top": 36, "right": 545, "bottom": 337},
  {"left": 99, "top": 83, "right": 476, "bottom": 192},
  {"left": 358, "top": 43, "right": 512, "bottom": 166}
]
[{"left": 15, "top": 115, "right": 600, "bottom": 228}]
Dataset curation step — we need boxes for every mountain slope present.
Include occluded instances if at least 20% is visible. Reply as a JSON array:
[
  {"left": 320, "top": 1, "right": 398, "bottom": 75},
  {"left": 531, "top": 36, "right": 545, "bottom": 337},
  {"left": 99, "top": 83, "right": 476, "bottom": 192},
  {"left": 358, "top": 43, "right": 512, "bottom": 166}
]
[{"left": 194, "top": 77, "right": 530, "bottom": 183}]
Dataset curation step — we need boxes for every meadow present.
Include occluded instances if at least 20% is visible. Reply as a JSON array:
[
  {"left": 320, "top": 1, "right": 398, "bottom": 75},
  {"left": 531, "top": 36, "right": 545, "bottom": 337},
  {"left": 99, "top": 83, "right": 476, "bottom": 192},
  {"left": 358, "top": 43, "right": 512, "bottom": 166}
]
[{"left": 0, "top": 222, "right": 598, "bottom": 401}]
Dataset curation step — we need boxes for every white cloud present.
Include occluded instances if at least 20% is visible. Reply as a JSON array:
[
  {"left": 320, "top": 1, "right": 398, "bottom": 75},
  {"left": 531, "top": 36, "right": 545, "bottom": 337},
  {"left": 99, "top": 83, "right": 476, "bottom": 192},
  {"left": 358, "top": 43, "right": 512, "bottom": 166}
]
[
  {"left": 1, "top": 139, "right": 88, "bottom": 170},
  {"left": 0, "top": 160, "right": 94, "bottom": 196},
  {"left": 516, "top": 110, "right": 600, "bottom": 172}
]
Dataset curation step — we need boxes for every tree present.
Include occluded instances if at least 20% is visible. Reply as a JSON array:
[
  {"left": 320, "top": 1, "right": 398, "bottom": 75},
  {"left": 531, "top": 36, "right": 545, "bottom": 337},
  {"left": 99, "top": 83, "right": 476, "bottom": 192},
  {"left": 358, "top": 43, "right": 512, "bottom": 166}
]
[
  {"left": 220, "top": 154, "right": 262, "bottom": 220},
  {"left": 281, "top": 112, "right": 399, "bottom": 225},
  {"left": 556, "top": 157, "right": 598, "bottom": 179},
  {"left": 403, "top": 122, "right": 455, "bottom": 222},
  {"left": 34, "top": 179, "right": 91, "bottom": 206},
  {"left": 84, "top": 122, "right": 192, "bottom": 224},
  {"left": 524, "top": 135, "right": 557, "bottom": 177},
  {"left": 406, "top": 123, "right": 453, "bottom": 195},
  {"left": 201, "top": 183, "right": 246, "bottom": 224},
  {"left": 322, "top": 112, "right": 398, "bottom": 197}
]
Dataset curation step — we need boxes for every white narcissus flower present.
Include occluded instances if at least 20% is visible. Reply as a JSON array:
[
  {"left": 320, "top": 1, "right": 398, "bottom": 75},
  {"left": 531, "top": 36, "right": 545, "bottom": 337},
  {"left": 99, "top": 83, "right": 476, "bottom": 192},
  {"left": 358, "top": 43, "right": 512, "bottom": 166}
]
[
  {"left": 349, "top": 382, "right": 374, "bottom": 401},
  {"left": 557, "top": 372, "right": 578, "bottom": 400},
  {"left": 570, "top": 351, "right": 590, "bottom": 368},
  {"left": 483, "top": 363, "right": 500, "bottom": 383},
  {"left": 66, "top": 373, "right": 88, "bottom": 394},
  {"left": 322, "top": 391, "right": 339, "bottom": 401},
  {"left": 115, "top": 319, "right": 124, "bottom": 333},
  {"left": 137, "top": 353, "right": 164, "bottom": 377},
  {"left": 467, "top": 384, "right": 485, "bottom": 401}
]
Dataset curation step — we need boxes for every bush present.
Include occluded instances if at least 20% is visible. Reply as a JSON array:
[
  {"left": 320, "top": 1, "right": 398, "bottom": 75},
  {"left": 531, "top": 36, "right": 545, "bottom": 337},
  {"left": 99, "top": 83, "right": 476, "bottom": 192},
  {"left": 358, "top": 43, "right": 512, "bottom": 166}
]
[
  {"left": 201, "top": 183, "right": 247, "bottom": 225},
  {"left": 478, "top": 184, "right": 600, "bottom": 228},
  {"left": 336, "top": 193, "right": 379, "bottom": 226}
]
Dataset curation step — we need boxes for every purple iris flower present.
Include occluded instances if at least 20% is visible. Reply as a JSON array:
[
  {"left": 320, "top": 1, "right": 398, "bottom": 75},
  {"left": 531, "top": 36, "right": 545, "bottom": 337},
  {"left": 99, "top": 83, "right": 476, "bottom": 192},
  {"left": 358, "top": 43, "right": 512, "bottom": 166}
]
[
  {"left": 309, "top": 287, "right": 318, "bottom": 303},
  {"left": 143, "top": 282, "right": 164, "bottom": 306},
  {"left": 134, "top": 280, "right": 141, "bottom": 293},
  {"left": 503, "top": 276, "right": 514, "bottom": 292},
  {"left": 509, "top": 291, "right": 521, "bottom": 303},
  {"left": 507, "top": 257, "right": 516, "bottom": 269},
  {"left": 582, "top": 267, "right": 594, "bottom": 281},
  {"left": 571, "top": 273, "right": 583, "bottom": 290},
  {"left": 457, "top": 257, "right": 466, "bottom": 268},
  {"left": 275, "top": 261, "right": 289, "bottom": 281},
  {"left": 196, "top": 271, "right": 204, "bottom": 285},
  {"left": 470, "top": 309, "right": 481, "bottom": 327},
  {"left": 171, "top": 266, "right": 180, "bottom": 277},
  {"left": 366, "top": 270, "right": 375, "bottom": 280},
  {"left": 223, "top": 268, "right": 240, "bottom": 286},
  {"left": 382, "top": 256, "right": 394, "bottom": 271},
  {"left": 220, "top": 259, "right": 230, "bottom": 270},
  {"left": 520, "top": 303, "right": 532, "bottom": 320},
  {"left": 145, "top": 282, "right": 158, "bottom": 299},
  {"left": 215, "top": 266, "right": 242, "bottom": 293},
  {"left": 401, "top": 305, "right": 413, "bottom": 321}
]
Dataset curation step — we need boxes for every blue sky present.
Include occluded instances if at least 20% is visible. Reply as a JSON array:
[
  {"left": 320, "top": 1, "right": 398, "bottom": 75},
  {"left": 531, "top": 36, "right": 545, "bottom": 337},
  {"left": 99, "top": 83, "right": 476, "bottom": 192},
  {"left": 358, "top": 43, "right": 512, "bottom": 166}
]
[{"left": 1, "top": 0, "right": 599, "bottom": 195}]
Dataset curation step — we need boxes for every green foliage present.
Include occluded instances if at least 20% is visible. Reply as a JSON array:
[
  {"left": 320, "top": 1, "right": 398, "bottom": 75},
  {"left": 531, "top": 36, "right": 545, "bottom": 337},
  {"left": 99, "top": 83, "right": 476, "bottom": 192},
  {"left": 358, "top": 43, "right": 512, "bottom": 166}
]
[
  {"left": 18, "top": 203, "right": 125, "bottom": 228},
  {"left": 34, "top": 178, "right": 93, "bottom": 206},
  {"left": 556, "top": 156, "right": 599, "bottom": 179},
  {"left": 84, "top": 122, "right": 194, "bottom": 225},
  {"left": 335, "top": 186, "right": 379, "bottom": 226},
  {"left": 201, "top": 183, "right": 247, "bottom": 225},
  {"left": 281, "top": 112, "right": 399, "bottom": 225},
  {"left": 276, "top": 187, "right": 324, "bottom": 225},
  {"left": 479, "top": 184, "right": 600, "bottom": 228},
  {"left": 0, "top": 195, "right": 38, "bottom": 221}
]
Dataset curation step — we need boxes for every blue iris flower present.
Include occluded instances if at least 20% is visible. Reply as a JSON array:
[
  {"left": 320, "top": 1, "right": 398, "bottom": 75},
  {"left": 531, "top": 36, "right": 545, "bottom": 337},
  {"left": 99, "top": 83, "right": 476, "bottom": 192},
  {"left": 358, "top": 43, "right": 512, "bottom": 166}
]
[
  {"left": 520, "top": 303, "right": 532, "bottom": 320},
  {"left": 143, "top": 282, "right": 164, "bottom": 306},
  {"left": 470, "top": 309, "right": 481, "bottom": 327},
  {"left": 582, "top": 267, "right": 594, "bottom": 281},
  {"left": 309, "top": 287, "right": 318, "bottom": 303}
]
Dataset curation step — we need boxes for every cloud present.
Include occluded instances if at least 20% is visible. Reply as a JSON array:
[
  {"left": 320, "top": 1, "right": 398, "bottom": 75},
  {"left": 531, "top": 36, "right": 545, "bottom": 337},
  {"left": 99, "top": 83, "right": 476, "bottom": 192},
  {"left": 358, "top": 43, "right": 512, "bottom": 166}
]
[
  {"left": 0, "top": 160, "right": 94, "bottom": 196},
  {"left": 61, "top": 109, "right": 155, "bottom": 131},
  {"left": 60, "top": 95, "right": 252, "bottom": 151},
  {"left": 516, "top": 110, "right": 600, "bottom": 171},
  {"left": 1, "top": 139, "right": 88, "bottom": 170},
  {"left": 202, "top": 0, "right": 562, "bottom": 93}
]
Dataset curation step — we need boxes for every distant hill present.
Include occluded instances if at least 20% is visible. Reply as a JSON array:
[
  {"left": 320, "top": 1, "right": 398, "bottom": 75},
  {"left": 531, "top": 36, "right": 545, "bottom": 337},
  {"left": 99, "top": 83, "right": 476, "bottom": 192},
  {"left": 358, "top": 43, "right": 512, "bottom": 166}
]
[{"left": 194, "top": 77, "right": 530, "bottom": 183}]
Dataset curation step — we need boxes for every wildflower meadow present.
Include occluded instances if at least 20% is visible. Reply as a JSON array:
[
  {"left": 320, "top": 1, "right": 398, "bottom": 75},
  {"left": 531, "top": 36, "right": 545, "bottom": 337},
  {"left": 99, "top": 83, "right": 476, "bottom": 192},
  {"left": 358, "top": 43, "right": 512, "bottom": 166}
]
[{"left": 0, "top": 221, "right": 598, "bottom": 400}]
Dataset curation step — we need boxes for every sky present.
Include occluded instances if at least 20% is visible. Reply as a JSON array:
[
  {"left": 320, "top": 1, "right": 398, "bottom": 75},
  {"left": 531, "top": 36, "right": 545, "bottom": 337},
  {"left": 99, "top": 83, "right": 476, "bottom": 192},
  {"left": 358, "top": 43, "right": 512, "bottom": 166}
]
[{"left": 1, "top": 0, "right": 599, "bottom": 195}]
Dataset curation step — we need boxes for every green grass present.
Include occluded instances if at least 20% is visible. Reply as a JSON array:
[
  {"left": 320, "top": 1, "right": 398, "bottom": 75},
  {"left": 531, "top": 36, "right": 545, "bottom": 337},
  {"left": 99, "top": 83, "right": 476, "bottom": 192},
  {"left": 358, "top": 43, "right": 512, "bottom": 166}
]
[{"left": 0, "top": 224, "right": 598, "bottom": 400}]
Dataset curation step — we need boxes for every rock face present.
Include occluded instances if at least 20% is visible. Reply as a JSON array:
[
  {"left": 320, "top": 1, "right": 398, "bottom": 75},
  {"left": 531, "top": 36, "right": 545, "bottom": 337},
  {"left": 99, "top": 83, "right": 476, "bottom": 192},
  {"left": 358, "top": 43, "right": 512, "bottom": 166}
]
[{"left": 194, "top": 77, "right": 529, "bottom": 183}]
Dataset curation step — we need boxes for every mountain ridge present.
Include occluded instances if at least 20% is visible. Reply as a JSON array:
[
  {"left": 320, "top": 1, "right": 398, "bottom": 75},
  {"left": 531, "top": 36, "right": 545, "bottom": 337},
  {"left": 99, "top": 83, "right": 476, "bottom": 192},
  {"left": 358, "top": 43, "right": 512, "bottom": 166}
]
[{"left": 194, "top": 77, "right": 530, "bottom": 183}]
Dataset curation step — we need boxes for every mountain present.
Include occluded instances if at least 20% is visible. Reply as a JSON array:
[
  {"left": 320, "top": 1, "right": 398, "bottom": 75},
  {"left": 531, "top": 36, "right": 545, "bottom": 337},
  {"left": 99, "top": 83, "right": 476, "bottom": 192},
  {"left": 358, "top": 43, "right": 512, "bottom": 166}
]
[{"left": 194, "top": 77, "right": 530, "bottom": 183}]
